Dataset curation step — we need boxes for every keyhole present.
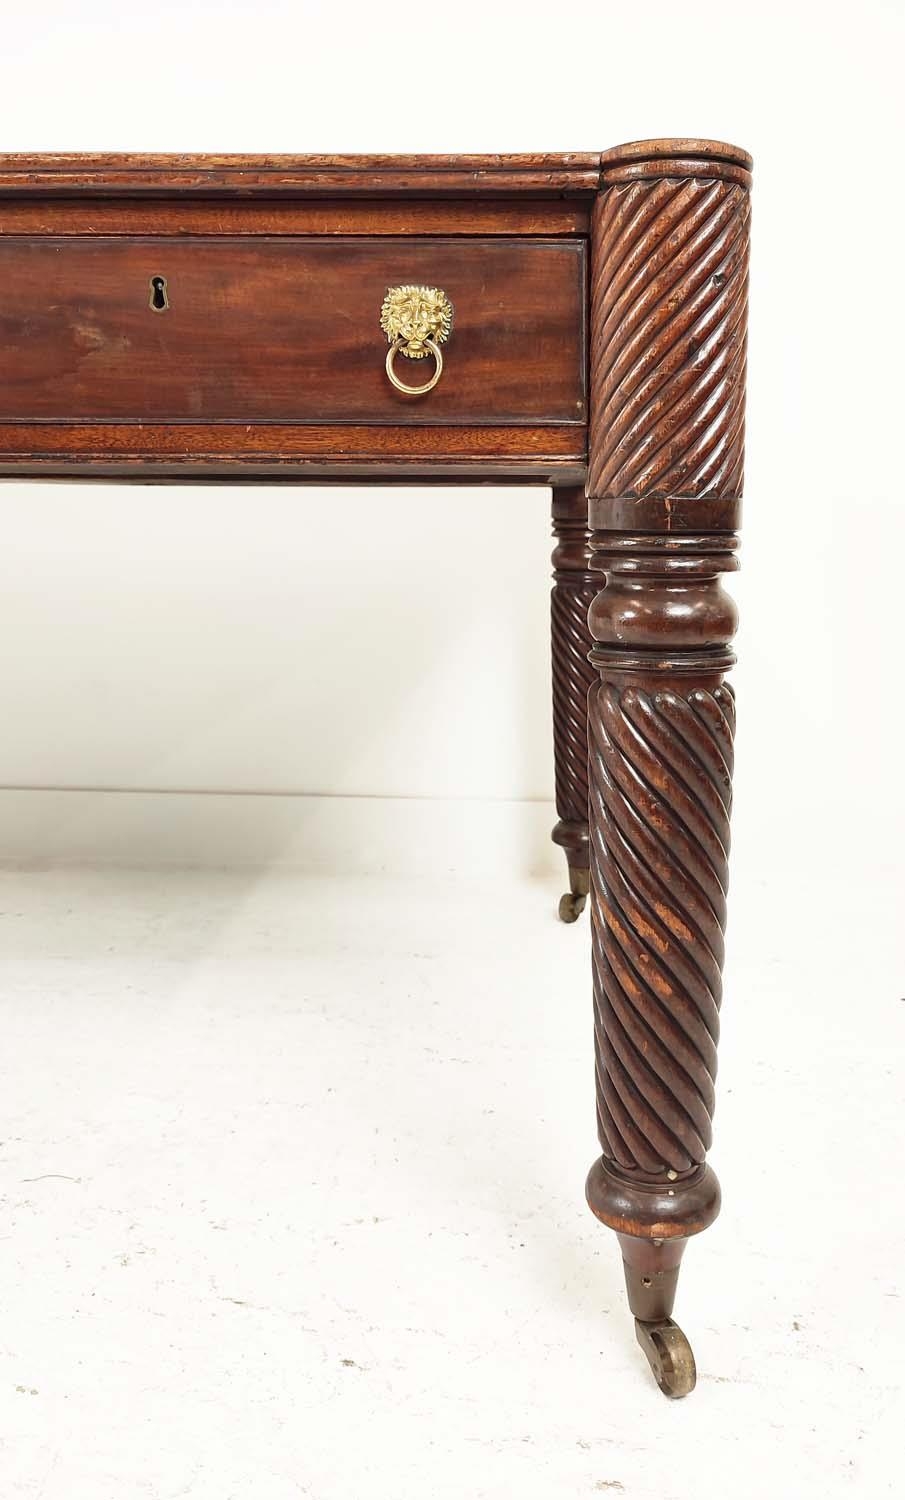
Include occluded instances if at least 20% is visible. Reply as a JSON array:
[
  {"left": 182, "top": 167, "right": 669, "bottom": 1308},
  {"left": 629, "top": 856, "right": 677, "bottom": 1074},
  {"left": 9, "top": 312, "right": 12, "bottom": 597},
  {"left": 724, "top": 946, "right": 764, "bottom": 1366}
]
[{"left": 149, "top": 275, "right": 169, "bottom": 312}]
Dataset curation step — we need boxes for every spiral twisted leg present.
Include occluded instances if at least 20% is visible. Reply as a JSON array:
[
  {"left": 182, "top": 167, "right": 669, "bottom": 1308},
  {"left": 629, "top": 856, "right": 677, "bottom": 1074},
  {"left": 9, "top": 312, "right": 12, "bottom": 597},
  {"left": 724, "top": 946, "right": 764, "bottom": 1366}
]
[
  {"left": 584, "top": 138, "right": 751, "bottom": 1396},
  {"left": 591, "top": 679, "right": 735, "bottom": 1174},
  {"left": 584, "top": 546, "right": 738, "bottom": 1397},
  {"left": 550, "top": 487, "right": 595, "bottom": 920}
]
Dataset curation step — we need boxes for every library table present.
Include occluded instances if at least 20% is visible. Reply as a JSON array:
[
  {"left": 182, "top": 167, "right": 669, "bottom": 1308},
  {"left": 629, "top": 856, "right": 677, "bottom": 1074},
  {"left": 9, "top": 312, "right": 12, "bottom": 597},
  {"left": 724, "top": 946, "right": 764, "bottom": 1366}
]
[{"left": 0, "top": 141, "right": 752, "bottom": 1395}]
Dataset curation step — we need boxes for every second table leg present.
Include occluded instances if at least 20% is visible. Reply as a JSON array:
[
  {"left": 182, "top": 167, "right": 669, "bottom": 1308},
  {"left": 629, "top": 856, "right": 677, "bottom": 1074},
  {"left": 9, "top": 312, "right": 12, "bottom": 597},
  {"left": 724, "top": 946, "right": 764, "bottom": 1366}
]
[{"left": 550, "top": 485, "right": 595, "bottom": 922}]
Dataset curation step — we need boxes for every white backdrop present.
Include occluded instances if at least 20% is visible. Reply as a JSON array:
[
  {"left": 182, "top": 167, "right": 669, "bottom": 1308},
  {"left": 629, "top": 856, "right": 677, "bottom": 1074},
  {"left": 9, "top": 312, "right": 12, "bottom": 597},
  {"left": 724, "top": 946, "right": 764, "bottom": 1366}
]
[
  {"left": 1, "top": 9, "right": 903, "bottom": 1496},
  {"left": 0, "top": 0, "right": 902, "bottom": 882}
]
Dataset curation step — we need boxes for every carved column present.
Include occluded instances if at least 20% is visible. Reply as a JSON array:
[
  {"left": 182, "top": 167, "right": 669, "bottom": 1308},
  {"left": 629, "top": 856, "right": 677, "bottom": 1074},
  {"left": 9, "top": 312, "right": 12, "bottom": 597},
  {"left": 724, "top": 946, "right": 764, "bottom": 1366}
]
[
  {"left": 550, "top": 485, "right": 595, "bottom": 920},
  {"left": 584, "top": 139, "right": 752, "bottom": 1396}
]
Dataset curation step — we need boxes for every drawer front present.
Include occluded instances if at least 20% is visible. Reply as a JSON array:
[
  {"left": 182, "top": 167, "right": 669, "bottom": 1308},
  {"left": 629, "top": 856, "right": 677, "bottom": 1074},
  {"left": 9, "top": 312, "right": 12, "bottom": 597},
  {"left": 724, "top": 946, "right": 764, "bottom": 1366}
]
[{"left": 0, "top": 236, "right": 585, "bottom": 425}]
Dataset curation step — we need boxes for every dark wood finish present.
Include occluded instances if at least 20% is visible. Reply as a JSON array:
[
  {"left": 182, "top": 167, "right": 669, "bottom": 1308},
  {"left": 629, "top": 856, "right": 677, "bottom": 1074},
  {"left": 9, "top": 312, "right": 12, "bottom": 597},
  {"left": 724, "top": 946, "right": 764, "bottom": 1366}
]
[
  {"left": 0, "top": 423, "right": 584, "bottom": 481},
  {"left": 585, "top": 541, "right": 738, "bottom": 1170},
  {"left": 588, "top": 143, "right": 750, "bottom": 504},
  {"left": 584, "top": 140, "right": 751, "bottom": 1387},
  {"left": 0, "top": 145, "right": 753, "bottom": 1395},
  {"left": 0, "top": 236, "right": 584, "bottom": 426},
  {"left": 550, "top": 486, "right": 595, "bottom": 920},
  {"left": 0, "top": 153, "right": 602, "bottom": 197},
  {"left": 0, "top": 199, "right": 591, "bottom": 238}
]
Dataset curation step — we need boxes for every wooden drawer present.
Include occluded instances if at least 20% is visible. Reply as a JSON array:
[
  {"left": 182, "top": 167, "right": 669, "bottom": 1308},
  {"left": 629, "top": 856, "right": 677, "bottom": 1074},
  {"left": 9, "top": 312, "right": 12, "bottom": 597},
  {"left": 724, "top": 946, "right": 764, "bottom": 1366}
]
[{"left": 0, "top": 236, "right": 585, "bottom": 426}]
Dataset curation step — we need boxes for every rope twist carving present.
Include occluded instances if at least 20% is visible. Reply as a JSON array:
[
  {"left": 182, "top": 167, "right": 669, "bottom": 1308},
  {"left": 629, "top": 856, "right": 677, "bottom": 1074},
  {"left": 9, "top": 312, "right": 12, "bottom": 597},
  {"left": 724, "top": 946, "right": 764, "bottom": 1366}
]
[
  {"left": 589, "top": 177, "right": 750, "bottom": 501},
  {"left": 590, "top": 679, "right": 736, "bottom": 1177},
  {"left": 551, "top": 577, "right": 596, "bottom": 827}
]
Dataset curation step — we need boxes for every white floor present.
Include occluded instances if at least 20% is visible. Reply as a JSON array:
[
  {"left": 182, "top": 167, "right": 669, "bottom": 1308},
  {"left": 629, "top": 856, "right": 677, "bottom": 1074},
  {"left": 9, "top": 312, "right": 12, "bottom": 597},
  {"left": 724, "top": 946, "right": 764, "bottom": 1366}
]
[{"left": 0, "top": 863, "right": 901, "bottom": 1499}]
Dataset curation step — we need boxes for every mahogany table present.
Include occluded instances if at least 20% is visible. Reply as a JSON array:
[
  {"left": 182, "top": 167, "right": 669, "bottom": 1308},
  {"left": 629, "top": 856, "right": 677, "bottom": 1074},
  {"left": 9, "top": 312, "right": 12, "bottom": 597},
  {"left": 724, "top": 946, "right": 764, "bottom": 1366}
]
[{"left": 0, "top": 140, "right": 752, "bottom": 1396}]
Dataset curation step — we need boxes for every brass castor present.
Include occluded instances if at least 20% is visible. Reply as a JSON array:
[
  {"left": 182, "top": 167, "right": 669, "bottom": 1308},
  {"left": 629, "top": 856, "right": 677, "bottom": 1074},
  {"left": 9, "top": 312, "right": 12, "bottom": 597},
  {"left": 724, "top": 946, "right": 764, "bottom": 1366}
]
[
  {"left": 557, "top": 867, "right": 589, "bottom": 923},
  {"left": 558, "top": 889, "right": 586, "bottom": 922},
  {"left": 634, "top": 1318, "right": 697, "bottom": 1399}
]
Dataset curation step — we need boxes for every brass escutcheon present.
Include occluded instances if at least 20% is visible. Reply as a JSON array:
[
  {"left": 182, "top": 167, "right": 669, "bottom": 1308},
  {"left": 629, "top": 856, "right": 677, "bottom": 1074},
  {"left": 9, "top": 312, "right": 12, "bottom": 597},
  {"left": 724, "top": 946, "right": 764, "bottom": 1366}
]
[{"left": 380, "top": 284, "right": 453, "bottom": 396}]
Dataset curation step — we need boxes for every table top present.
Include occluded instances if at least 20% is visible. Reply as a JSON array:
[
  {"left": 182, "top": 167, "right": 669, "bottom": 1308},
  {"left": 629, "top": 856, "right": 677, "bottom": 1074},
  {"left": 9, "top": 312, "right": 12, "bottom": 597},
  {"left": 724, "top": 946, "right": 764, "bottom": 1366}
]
[
  {"left": 0, "top": 142, "right": 752, "bottom": 196},
  {"left": 0, "top": 153, "right": 602, "bottom": 196},
  {"left": 0, "top": 138, "right": 750, "bottom": 484}
]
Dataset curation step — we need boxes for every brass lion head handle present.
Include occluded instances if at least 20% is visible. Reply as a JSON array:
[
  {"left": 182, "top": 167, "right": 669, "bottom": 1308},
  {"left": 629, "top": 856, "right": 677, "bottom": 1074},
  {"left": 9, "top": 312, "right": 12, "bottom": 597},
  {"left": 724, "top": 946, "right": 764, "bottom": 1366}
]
[{"left": 380, "top": 284, "right": 454, "bottom": 396}]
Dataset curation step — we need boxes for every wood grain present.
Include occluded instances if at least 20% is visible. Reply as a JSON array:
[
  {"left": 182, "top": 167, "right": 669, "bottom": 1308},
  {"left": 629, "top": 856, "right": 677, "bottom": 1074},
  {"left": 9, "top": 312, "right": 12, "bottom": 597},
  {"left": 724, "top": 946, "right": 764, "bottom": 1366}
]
[
  {"left": 0, "top": 236, "right": 586, "bottom": 427},
  {"left": 0, "top": 422, "right": 585, "bottom": 483},
  {"left": 0, "top": 153, "right": 602, "bottom": 197},
  {"left": 0, "top": 199, "right": 590, "bottom": 238},
  {"left": 588, "top": 171, "right": 750, "bottom": 502}
]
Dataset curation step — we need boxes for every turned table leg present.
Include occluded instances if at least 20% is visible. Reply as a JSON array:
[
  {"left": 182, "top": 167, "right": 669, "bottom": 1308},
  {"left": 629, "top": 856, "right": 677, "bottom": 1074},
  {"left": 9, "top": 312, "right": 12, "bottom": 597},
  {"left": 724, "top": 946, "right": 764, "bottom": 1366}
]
[
  {"left": 550, "top": 485, "right": 595, "bottom": 921},
  {"left": 584, "top": 139, "right": 752, "bottom": 1395}
]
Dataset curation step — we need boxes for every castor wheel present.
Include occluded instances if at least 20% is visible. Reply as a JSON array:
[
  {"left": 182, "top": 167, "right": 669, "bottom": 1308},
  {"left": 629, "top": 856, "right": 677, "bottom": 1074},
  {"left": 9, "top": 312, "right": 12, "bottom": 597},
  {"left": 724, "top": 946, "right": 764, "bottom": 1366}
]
[
  {"left": 558, "top": 889, "right": 587, "bottom": 922},
  {"left": 634, "top": 1318, "right": 697, "bottom": 1398},
  {"left": 557, "top": 866, "right": 590, "bottom": 923}
]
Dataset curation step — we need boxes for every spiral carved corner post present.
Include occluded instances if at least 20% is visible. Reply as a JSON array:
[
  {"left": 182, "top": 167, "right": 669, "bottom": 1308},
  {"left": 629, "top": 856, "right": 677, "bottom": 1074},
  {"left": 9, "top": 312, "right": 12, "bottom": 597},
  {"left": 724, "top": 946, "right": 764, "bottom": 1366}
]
[
  {"left": 551, "top": 486, "right": 595, "bottom": 921},
  {"left": 584, "top": 140, "right": 752, "bottom": 1396}
]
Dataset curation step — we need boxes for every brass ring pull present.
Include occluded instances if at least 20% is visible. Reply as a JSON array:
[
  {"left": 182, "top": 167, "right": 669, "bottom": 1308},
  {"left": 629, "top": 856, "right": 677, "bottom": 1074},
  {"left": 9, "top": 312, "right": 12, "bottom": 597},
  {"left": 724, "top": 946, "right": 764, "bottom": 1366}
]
[
  {"left": 385, "top": 336, "right": 443, "bottom": 395},
  {"left": 380, "top": 284, "right": 453, "bottom": 398}
]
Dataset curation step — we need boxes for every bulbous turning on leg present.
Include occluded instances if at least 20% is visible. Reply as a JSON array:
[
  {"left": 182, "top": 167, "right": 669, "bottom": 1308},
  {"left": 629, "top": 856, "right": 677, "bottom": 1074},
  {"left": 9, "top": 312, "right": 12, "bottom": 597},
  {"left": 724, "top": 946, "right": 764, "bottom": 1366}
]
[{"left": 587, "top": 1157, "right": 721, "bottom": 1397}]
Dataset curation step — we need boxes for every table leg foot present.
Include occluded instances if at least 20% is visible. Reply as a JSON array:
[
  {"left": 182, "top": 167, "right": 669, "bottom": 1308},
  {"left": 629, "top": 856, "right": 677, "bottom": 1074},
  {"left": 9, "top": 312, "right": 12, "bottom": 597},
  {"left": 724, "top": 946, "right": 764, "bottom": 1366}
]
[
  {"left": 587, "top": 1158, "right": 720, "bottom": 1399},
  {"left": 557, "top": 862, "right": 589, "bottom": 923},
  {"left": 634, "top": 1319, "right": 697, "bottom": 1399},
  {"left": 620, "top": 1231, "right": 695, "bottom": 1396}
]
